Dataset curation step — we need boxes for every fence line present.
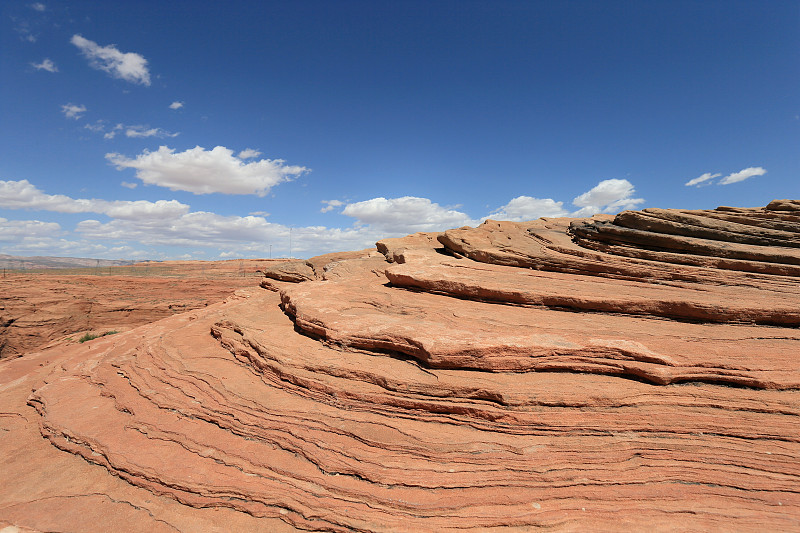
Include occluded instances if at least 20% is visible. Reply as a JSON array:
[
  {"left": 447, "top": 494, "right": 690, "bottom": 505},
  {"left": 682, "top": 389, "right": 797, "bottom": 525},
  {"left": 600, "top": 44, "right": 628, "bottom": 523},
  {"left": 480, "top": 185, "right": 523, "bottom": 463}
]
[{"left": 0, "top": 265, "right": 263, "bottom": 278}]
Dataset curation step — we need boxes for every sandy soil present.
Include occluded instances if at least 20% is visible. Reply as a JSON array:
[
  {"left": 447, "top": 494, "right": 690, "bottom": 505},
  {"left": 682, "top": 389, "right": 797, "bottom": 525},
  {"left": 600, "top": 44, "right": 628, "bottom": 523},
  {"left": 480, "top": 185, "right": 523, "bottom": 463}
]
[{"left": 0, "top": 259, "right": 279, "bottom": 359}]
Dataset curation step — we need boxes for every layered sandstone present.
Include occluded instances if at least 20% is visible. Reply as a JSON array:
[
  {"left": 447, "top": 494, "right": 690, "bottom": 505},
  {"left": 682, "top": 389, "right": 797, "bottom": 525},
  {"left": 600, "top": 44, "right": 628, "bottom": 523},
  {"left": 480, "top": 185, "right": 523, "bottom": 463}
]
[{"left": 1, "top": 201, "right": 799, "bottom": 532}]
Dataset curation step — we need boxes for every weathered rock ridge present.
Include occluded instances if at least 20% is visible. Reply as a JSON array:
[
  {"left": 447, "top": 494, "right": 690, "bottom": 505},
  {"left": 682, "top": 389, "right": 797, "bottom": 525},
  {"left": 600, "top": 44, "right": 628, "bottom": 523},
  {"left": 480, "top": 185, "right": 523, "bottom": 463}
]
[{"left": 2, "top": 201, "right": 799, "bottom": 531}]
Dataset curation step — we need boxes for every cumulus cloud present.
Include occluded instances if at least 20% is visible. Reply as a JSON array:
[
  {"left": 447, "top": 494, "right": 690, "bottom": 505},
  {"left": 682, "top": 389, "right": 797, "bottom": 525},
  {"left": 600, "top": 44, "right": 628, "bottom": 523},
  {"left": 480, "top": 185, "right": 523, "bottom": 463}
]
[
  {"left": 72, "top": 212, "right": 386, "bottom": 259},
  {"left": 719, "top": 166, "right": 766, "bottom": 185},
  {"left": 106, "top": 145, "right": 309, "bottom": 196},
  {"left": 0, "top": 179, "right": 189, "bottom": 219},
  {"left": 71, "top": 34, "right": 151, "bottom": 86},
  {"left": 0, "top": 218, "right": 60, "bottom": 242},
  {"left": 320, "top": 199, "right": 344, "bottom": 213},
  {"left": 77, "top": 212, "right": 282, "bottom": 247},
  {"left": 120, "top": 181, "right": 138, "bottom": 189},
  {"left": 488, "top": 196, "right": 568, "bottom": 221},
  {"left": 570, "top": 178, "right": 644, "bottom": 217},
  {"left": 31, "top": 58, "right": 57, "bottom": 72},
  {"left": 169, "top": 101, "right": 184, "bottom": 110},
  {"left": 61, "top": 103, "right": 87, "bottom": 119},
  {"left": 124, "top": 125, "right": 179, "bottom": 138},
  {"left": 342, "top": 196, "right": 479, "bottom": 234}
]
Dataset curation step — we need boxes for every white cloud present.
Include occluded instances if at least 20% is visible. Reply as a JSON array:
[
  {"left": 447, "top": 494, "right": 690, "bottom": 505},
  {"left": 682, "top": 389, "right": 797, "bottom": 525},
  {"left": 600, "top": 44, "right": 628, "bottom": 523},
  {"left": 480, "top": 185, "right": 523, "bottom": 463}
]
[
  {"left": 125, "top": 125, "right": 179, "bottom": 138},
  {"left": 77, "top": 212, "right": 283, "bottom": 248},
  {"left": 14, "top": 20, "right": 37, "bottom": 43},
  {"left": 488, "top": 196, "right": 568, "bottom": 221},
  {"left": 103, "top": 124, "right": 123, "bottom": 139},
  {"left": 320, "top": 199, "right": 344, "bottom": 213},
  {"left": 342, "top": 196, "right": 479, "bottom": 234},
  {"left": 0, "top": 176, "right": 651, "bottom": 260},
  {"left": 103, "top": 200, "right": 190, "bottom": 220},
  {"left": 169, "top": 101, "right": 184, "bottom": 110},
  {"left": 61, "top": 103, "right": 87, "bottom": 119},
  {"left": 72, "top": 213, "right": 389, "bottom": 259},
  {"left": 84, "top": 122, "right": 177, "bottom": 139},
  {"left": 71, "top": 34, "right": 151, "bottom": 86},
  {"left": 685, "top": 172, "right": 721, "bottom": 187},
  {"left": 31, "top": 58, "right": 57, "bottom": 72},
  {"left": 249, "top": 210, "right": 270, "bottom": 216},
  {"left": 570, "top": 178, "right": 644, "bottom": 217},
  {"left": 31, "top": 3, "right": 46, "bottom": 11},
  {"left": 0, "top": 179, "right": 189, "bottom": 219},
  {"left": 0, "top": 217, "right": 61, "bottom": 242},
  {"left": 84, "top": 121, "right": 105, "bottom": 133},
  {"left": 120, "top": 181, "right": 138, "bottom": 189},
  {"left": 0, "top": 231, "right": 151, "bottom": 259},
  {"left": 238, "top": 148, "right": 261, "bottom": 159},
  {"left": 106, "top": 145, "right": 309, "bottom": 196},
  {"left": 718, "top": 166, "right": 766, "bottom": 185}
]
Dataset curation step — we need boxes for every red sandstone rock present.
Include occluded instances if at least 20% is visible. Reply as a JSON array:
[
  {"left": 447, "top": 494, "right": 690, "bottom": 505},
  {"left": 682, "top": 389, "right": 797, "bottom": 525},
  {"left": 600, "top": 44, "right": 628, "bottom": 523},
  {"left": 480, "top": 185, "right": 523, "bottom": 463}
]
[{"left": 1, "top": 201, "right": 800, "bottom": 531}]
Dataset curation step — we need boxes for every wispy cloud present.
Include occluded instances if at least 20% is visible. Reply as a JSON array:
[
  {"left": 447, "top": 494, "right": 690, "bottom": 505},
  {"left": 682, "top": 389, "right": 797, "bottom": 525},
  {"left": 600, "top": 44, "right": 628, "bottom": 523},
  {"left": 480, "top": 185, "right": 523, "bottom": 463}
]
[
  {"left": 61, "top": 103, "right": 87, "bottom": 119},
  {"left": 719, "top": 166, "right": 766, "bottom": 185},
  {"left": 84, "top": 120, "right": 105, "bottom": 133},
  {"left": 320, "top": 199, "right": 344, "bottom": 213},
  {"left": 30, "top": 3, "right": 46, "bottom": 12},
  {"left": 106, "top": 145, "right": 309, "bottom": 196},
  {"left": 169, "top": 101, "right": 184, "bottom": 110},
  {"left": 685, "top": 172, "right": 721, "bottom": 187},
  {"left": 31, "top": 58, "right": 58, "bottom": 72},
  {"left": 124, "top": 125, "right": 179, "bottom": 138},
  {"left": 685, "top": 166, "right": 766, "bottom": 187},
  {"left": 71, "top": 34, "right": 151, "bottom": 85},
  {"left": 14, "top": 19, "right": 37, "bottom": 43},
  {"left": 82, "top": 122, "right": 177, "bottom": 140}
]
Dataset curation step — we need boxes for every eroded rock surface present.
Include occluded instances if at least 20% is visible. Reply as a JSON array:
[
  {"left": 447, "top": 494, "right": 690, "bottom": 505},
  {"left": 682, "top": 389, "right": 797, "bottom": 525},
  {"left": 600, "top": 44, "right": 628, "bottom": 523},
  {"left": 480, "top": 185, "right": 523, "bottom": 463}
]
[{"left": 2, "top": 201, "right": 799, "bottom": 531}]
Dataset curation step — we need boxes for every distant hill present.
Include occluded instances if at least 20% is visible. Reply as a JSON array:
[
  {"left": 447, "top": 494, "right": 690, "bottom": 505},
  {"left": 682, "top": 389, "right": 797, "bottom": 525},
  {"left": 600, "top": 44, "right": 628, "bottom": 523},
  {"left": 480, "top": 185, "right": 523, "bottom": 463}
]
[{"left": 0, "top": 254, "right": 138, "bottom": 270}]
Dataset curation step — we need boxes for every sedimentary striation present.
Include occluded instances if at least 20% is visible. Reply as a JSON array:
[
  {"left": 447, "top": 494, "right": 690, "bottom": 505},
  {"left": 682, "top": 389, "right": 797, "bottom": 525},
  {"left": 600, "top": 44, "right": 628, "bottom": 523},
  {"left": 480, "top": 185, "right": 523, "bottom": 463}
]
[{"left": 2, "top": 201, "right": 799, "bottom": 531}]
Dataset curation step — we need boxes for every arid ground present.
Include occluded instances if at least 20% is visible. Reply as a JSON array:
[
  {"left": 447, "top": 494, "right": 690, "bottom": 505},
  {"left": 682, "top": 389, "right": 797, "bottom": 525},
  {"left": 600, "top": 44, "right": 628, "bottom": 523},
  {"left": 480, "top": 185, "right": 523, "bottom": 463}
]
[{"left": 0, "top": 260, "right": 275, "bottom": 359}]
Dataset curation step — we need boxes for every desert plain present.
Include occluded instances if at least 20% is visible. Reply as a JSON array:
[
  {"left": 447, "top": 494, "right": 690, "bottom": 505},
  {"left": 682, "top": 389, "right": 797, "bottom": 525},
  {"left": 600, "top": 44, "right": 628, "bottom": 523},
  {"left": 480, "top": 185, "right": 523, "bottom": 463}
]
[{"left": 1, "top": 201, "right": 799, "bottom": 532}]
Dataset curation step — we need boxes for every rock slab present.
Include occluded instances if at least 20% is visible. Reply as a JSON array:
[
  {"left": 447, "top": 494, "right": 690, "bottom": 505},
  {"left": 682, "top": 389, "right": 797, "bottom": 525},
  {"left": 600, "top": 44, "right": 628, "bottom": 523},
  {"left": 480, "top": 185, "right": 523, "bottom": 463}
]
[{"left": 1, "top": 201, "right": 799, "bottom": 532}]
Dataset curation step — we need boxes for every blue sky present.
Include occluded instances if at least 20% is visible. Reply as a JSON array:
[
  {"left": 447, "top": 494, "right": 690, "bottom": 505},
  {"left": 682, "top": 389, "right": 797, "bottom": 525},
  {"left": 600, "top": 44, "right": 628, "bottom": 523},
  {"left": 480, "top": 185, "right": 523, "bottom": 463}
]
[{"left": 1, "top": 0, "right": 798, "bottom": 260}]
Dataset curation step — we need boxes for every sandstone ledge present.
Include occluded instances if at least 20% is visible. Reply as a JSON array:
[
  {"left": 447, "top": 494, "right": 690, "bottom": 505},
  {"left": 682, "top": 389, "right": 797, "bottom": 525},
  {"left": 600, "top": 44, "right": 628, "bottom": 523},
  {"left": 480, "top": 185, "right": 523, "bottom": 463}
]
[{"left": 1, "top": 201, "right": 799, "bottom": 532}]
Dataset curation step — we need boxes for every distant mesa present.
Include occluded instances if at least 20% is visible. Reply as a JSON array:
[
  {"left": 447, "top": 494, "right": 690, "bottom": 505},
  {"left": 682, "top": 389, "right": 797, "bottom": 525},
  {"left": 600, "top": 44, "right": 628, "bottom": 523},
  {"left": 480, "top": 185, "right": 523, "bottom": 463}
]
[
  {"left": 0, "top": 254, "right": 137, "bottom": 270},
  {"left": 2, "top": 200, "right": 799, "bottom": 531}
]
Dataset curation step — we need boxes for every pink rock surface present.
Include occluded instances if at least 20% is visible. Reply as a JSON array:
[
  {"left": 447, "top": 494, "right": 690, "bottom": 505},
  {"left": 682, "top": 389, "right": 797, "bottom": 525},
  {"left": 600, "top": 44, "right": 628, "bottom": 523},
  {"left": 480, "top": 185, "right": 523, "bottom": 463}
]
[{"left": 1, "top": 201, "right": 799, "bottom": 531}]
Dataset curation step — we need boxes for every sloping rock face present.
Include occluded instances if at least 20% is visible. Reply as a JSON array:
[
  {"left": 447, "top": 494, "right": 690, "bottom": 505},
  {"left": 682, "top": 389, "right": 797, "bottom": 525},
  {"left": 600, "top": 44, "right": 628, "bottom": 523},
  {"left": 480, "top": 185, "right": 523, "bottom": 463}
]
[{"left": 2, "top": 201, "right": 799, "bottom": 532}]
